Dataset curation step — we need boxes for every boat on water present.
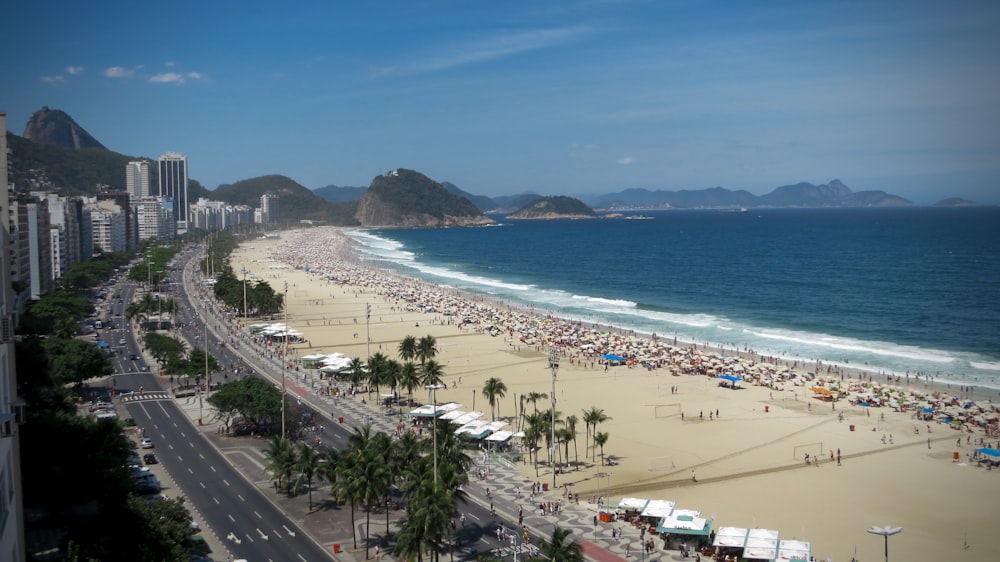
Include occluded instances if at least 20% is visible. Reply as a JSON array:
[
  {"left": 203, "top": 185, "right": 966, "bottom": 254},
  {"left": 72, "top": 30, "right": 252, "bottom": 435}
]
[{"left": 718, "top": 207, "right": 749, "bottom": 214}]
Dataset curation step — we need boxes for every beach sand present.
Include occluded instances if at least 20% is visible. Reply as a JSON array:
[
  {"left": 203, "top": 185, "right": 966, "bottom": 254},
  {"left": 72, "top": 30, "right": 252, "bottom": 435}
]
[{"left": 229, "top": 229, "right": 999, "bottom": 562}]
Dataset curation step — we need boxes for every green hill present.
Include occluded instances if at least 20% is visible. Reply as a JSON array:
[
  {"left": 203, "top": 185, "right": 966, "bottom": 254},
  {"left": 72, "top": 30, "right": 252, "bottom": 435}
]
[
  {"left": 5, "top": 132, "right": 209, "bottom": 199},
  {"left": 354, "top": 169, "right": 494, "bottom": 227},
  {"left": 507, "top": 195, "right": 595, "bottom": 219},
  {"left": 212, "top": 175, "right": 358, "bottom": 225}
]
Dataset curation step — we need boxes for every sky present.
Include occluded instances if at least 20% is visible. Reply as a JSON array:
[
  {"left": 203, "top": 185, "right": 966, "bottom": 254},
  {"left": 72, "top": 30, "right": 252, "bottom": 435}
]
[{"left": 3, "top": 0, "right": 999, "bottom": 204}]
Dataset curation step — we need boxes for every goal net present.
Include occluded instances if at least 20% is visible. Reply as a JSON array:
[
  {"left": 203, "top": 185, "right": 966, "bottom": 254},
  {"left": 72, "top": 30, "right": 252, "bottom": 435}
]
[
  {"left": 648, "top": 456, "right": 677, "bottom": 472},
  {"left": 653, "top": 404, "right": 681, "bottom": 418},
  {"left": 792, "top": 442, "right": 824, "bottom": 460}
]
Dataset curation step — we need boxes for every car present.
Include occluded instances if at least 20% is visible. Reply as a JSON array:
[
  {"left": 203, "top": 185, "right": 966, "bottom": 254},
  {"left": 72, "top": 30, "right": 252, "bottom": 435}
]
[
  {"left": 130, "top": 354, "right": 140, "bottom": 361},
  {"left": 139, "top": 438, "right": 154, "bottom": 449},
  {"left": 143, "top": 453, "right": 158, "bottom": 465}
]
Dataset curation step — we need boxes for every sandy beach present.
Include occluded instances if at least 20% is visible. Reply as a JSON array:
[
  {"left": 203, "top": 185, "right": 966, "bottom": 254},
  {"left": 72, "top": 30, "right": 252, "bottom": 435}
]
[{"left": 228, "top": 227, "right": 999, "bottom": 562}]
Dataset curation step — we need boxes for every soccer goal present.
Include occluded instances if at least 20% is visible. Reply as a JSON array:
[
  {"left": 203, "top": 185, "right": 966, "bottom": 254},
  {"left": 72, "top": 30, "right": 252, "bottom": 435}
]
[
  {"left": 792, "top": 442, "right": 824, "bottom": 460},
  {"left": 653, "top": 403, "right": 682, "bottom": 419},
  {"left": 648, "top": 456, "right": 677, "bottom": 472}
]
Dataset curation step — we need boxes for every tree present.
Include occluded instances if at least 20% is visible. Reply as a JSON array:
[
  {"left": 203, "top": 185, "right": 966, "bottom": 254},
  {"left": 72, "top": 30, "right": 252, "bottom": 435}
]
[
  {"left": 19, "top": 291, "right": 94, "bottom": 336},
  {"left": 263, "top": 436, "right": 298, "bottom": 493},
  {"left": 582, "top": 406, "right": 611, "bottom": 462},
  {"left": 416, "top": 334, "right": 438, "bottom": 365},
  {"left": 565, "top": 414, "right": 580, "bottom": 469},
  {"left": 207, "top": 376, "right": 283, "bottom": 429},
  {"left": 420, "top": 359, "right": 445, "bottom": 388},
  {"left": 538, "top": 526, "right": 585, "bottom": 562},
  {"left": 294, "top": 442, "right": 323, "bottom": 510},
  {"left": 482, "top": 377, "right": 508, "bottom": 421},
  {"left": 42, "top": 337, "right": 114, "bottom": 385},
  {"left": 526, "top": 391, "right": 548, "bottom": 414},
  {"left": 143, "top": 332, "right": 186, "bottom": 369},
  {"left": 595, "top": 431, "right": 609, "bottom": 466},
  {"left": 397, "top": 335, "right": 417, "bottom": 363},
  {"left": 398, "top": 361, "right": 421, "bottom": 405}
]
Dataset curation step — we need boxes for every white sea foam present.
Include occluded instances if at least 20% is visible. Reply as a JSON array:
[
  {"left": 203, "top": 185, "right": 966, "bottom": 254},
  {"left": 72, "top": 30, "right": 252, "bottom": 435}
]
[{"left": 970, "top": 361, "right": 1000, "bottom": 371}]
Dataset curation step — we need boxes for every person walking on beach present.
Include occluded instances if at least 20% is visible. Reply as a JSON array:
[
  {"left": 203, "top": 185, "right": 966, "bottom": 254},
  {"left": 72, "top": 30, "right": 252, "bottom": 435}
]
[{"left": 691, "top": 469, "right": 697, "bottom": 482}]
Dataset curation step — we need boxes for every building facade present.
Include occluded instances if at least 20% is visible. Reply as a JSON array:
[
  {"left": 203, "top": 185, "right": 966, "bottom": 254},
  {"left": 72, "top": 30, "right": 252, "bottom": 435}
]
[
  {"left": 259, "top": 193, "right": 278, "bottom": 224},
  {"left": 0, "top": 111, "right": 27, "bottom": 562},
  {"left": 135, "top": 196, "right": 174, "bottom": 242},
  {"left": 157, "top": 153, "right": 188, "bottom": 229},
  {"left": 125, "top": 161, "right": 150, "bottom": 201}
]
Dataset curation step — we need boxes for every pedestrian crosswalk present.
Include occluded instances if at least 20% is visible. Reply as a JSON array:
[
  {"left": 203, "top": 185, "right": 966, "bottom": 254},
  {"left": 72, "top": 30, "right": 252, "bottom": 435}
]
[{"left": 120, "top": 391, "right": 171, "bottom": 403}]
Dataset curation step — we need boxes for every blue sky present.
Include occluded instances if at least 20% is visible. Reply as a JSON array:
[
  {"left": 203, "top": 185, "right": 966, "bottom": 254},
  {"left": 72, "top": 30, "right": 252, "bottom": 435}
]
[{"left": 4, "top": 0, "right": 999, "bottom": 203}]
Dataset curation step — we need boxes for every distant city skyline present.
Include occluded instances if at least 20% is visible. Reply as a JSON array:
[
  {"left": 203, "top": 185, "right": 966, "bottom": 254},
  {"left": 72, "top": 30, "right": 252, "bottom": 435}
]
[{"left": 3, "top": 1, "right": 999, "bottom": 204}]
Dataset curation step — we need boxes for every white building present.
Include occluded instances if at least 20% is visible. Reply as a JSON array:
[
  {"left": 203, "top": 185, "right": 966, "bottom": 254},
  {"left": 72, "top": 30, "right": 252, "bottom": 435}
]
[
  {"left": 260, "top": 193, "right": 278, "bottom": 224},
  {"left": 0, "top": 110, "right": 27, "bottom": 562},
  {"left": 135, "top": 196, "right": 175, "bottom": 242},
  {"left": 125, "top": 161, "right": 150, "bottom": 201},
  {"left": 90, "top": 208, "right": 126, "bottom": 253}
]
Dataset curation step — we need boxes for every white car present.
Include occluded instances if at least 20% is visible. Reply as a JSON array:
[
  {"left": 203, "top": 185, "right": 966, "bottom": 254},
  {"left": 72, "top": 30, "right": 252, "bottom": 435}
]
[{"left": 139, "top": 437, "right": 154, "bottom": 449}]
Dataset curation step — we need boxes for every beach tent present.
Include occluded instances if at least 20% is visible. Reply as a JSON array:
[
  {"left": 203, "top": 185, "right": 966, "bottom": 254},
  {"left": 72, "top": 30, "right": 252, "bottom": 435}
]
[
  {"left": 975, "top": 447, "right": 1000, "bottom": 458},
  {"left": 713, "top": 527, "right": 748, "bottom": 548},
  {"left": 617, "top": 498, "right": 649, "bottom": 511},
  {"left": 742, "top": 529, "right": 780, "bottom": 561},
  {"left": 485, "top": 430, "right": 513, "bottom": 442},
  {"left": 776, "top": 539, "right": 811, "bottom": 561},
  {"left": 640, "top": 499, "right": 675, "bottom": 518},
  {"left": 603, "top": 354, "right": 626, "bottom": 362},
  {"left": 720, "top": 375, "right": 742, "bottom": 382},
  {"left": 656, "top": 508, "right": 713, "bottom": 537},
  {"left": 450, "top": 411, "right": 485, "bottom": 425}
]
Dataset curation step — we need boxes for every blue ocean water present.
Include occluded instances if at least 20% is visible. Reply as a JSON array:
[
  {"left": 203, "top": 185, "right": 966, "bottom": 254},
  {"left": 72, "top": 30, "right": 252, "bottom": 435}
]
[{"left": 345, "top": 207, "right": 1000, "bottom": 389}]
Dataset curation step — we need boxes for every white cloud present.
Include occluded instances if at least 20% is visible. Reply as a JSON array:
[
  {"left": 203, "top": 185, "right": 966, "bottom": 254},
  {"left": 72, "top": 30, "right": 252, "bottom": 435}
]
[
  {"left": 148, "top": 71, "right": 206, "bottom": 84},
  {"left": 66, "top": 65, "right": 85, "bottom": 75},
  {"left": 148, "top": 72, "right": 184, "bottom": 84},
  {"left": 617, "top": 157, "right": 634, "bottom": 165},
  {"left": 377, "top": 25, "right": 592, "bottom": 77},
  {"left": 165, "top": 60, "right": 176, "bottom": 67},
  {"left": 40, "top": 75, "right": 66, "bottom": 85},
  {"left": 104, "top": 66, "right": 134, "bottom": 78}
]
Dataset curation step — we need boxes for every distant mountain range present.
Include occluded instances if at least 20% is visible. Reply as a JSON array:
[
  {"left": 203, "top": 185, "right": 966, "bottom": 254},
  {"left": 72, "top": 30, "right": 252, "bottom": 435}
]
[{"left": 7, "top": 106, "right": 978, "bottom": 227}]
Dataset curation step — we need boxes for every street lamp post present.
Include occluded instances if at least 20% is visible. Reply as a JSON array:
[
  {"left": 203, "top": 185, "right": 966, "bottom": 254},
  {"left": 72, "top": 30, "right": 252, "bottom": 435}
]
[
  {"left": 281, "top": 281, "right": 288, "bottom": 438},
  {"left": 867, "top": 525, "right": 902, "bottom": 562},
  {"left": 548, "top": 347, "right": 559, "bottom": 488},
  {"left": 241, "top": 266, "right": 249, "bottom": 326},
  {"left": 426, "top": 383, "right": 446, "bottom": 490}
]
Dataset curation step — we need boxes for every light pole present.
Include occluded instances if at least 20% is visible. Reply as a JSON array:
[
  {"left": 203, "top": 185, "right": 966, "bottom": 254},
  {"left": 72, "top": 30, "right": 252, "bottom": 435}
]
[
  {"left": 281, "top": 281, "right": 288, "bottom": 438},
  {"left": 426, "top": 383, "right": 445, "bottom": 490},
  {"left": 548, "top": 347, "right": 559, "bottom": 488},
  {"left": 867, "top": 525, "right": 902, "bottom": 562},
  {"left": 241, "top": 266, "right": 248, "bottom": 325},
  {"left": 365, "top": 302, "right": 371, "bottom": 360}
]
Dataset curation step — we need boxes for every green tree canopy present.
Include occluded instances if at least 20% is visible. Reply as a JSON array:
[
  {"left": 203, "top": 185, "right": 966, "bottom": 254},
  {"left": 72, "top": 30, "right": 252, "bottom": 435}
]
[{"left": 42, "top": 337, "right": 114, "bottom": 384}]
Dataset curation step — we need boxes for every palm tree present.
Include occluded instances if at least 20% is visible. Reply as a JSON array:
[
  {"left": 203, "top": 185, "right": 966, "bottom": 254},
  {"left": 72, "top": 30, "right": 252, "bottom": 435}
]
[
  {"left": 481, "top": 377, "right": 508, "bottom": 421},
  {"left": 595, "top": 431, "right": 609, "bottom": 466},
  {"left": 526, "top": 391, "right": 549, "bottom": 414},
  {"left": 538, "top": 526, "right": 584, "bottom": 562},
  {"left": 420, "top": 359, "right": 445, "bottom": 388},
  {"left": 557, "top": 427, "right": 575, "bottom": 469},
  {"left": 263, "top": 436, "right": 298, "bottom": 494},
  {"left": 346, "top": 357, "right": 367, "bottom": 389},
  {"left": 582, "top": 406, "right": 611, "bottom": 462},
  {"left": 366, "top": 352, "right": 390, "bottom": 397},
  {"left": 398, "top": 361, "right": 421, "bottom": 405},
  {"left": 337, "top": 449, "right": 364, "bottom": 549},
  {"left": 398, "top": 335, "right": 417, "bottom": 363},
  {"left": 416, "top": 335, "right": 438, "bottom": 365},
  {"left": 318, "top": 448, "right": 342, "bottom": 504},
  {"left": 565, "top": 414, "right": 580, "bottom": 469},
  {"left": 294, "top": 442, "right": 322, "bottom": 510},
  {"left": 358, "top": 439, "right": 392, "bottom": 560}
]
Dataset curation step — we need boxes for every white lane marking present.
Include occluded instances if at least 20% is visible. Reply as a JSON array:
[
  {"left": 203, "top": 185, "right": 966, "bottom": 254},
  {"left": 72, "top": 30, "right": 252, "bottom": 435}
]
[
  {"left": 237, "top": 494, "right": 245, "bottom": 502},
  {"left": 283, "top": 525, "right": 296, "bottom": 537},
  {"left": 199, "top": 481, "right": 206, "bottom": 489},
  {"left": 256, "top": 528, "right": 269, "bottom": 541},
  {"left": 228, "top": 514, "right": 236, "bottom": 522},
  {"left": 254, "top": 511, "right": 261, "bottom": 519}
]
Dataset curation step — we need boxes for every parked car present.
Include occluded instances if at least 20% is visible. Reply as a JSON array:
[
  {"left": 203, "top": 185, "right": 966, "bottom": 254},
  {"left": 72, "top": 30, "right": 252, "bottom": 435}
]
[
  {"left": 143, "top": 453, "right": 158, "bottom": 465},
  {"left": 139, "top": 438, "right": 154, "bottom": 449}
]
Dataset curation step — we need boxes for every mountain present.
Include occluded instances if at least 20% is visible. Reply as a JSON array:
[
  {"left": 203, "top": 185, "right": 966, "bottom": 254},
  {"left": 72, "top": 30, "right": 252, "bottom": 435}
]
[
  {"left": 354, "top": 169, "right": 494, "bottom": 227},
  {"left": 213, "top": 175, "right": 357, "bottom": 224},
  {"left": 5, "top": 131, "right": 209, "bottom": 199},
  {"left": 490, "top": 193, "right": 544, "bottom": 213},
  {"left": 933, "top": 197, "right": 978, "bottom": 206},
  {"left": 22, "top": 106, "right": 106, "bottom": 150},
  {"left": 506, "top": 196, "right": 595, "bottom": 219},
  {"left": 313, "top": 184, "right": 368, "bottom": 202},
  {"left": 584, "top": 180, "right": 911, "bottom": 209},
  {"left": 440, "top": 182, "right": 497, "bottom": 212}
]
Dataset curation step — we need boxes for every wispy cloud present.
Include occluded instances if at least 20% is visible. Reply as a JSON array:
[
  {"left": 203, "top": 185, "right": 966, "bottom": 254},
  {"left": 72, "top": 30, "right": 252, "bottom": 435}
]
[
  {"left": 104, "top": 66, "right": 134, "bottom": 78},
  {"left": 148, "top": 71, "right": 206, "bottom": 84},
  {"left": 617, "top": 157, "right": 634, "bottom": 165},
  {"left": 376, "top": 25, "right": 592, "bottom": 77},
  {"left": 66, "top": 65, "right": 85, "bottom": 75},
  {"left": 40, "top": 75, "right": 66, "bottom": 85}
]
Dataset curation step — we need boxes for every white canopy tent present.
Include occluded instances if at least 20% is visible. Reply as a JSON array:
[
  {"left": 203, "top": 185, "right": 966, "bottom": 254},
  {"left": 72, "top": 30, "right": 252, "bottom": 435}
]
[
  {"left": 617, "top": 497, "right": 649, "bottom": 511},
  {"left": 640, "top": 499, "right": 676, "bottom": 518},
  {"left": 776, "top": 539, "right": 811, "bottom": 561},
  {"left": 713, "top": 527, "right": 749, "bottom": 548}
]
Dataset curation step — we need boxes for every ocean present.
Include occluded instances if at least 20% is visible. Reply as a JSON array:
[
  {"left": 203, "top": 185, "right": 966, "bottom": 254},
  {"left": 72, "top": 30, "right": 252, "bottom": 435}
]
[{"left": 344, "top": 207, "right": 1000, "bottom": 390}]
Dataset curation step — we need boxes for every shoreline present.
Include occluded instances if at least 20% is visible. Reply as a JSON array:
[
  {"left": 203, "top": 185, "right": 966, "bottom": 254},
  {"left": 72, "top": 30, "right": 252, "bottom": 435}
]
[{"left": 227, "top": 227, "right": 1000, "bottom": 562}]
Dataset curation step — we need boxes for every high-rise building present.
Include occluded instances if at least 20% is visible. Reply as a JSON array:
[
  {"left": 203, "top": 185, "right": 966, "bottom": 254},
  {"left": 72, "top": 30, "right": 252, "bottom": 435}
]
[
  {"left": 90, "top": 208, "right": 126, "bottom": 253},
  {"left": 260, "top": 193, "right": 278, "bottom": 224},
  {"left": 157, "top": 153, "right": 188, "bottom": 229},
  {"left": 125, "top": 161, "right": 150, "bottom": 201},
  {"left": 135, "top": 196, "right": 174, "bottom": 242},
  {"left": 97, "top": 186, "right": 133, "bottom": 250},
  {"left": 0, "top": 110, "right": 27, "bottom": 562}
]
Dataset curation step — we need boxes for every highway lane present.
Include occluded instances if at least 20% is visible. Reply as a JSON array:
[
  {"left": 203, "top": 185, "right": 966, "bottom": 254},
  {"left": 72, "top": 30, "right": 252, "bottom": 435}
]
[{"left": 124, "top": 394, "right": 331, "bottom": 562}]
